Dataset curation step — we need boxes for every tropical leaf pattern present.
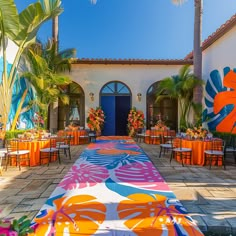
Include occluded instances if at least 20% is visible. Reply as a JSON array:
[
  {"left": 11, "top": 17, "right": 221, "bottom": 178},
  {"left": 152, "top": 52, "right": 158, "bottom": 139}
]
[
  {"left": 203, "top": 67, "right": 236, "bottom": 132},
  {"left": 58, "top": 162, "right": 109, "bottom": 190},
  {"left": 118, "top": 193, "right": 203, "bottom": 236},
  {"left": 115, "top": 161, "right": 169, "bottom": 191},
  {"left": 31, "top": 195, "right": 106, "bottom": 235},
  {"left": 31, "top": 137, "right": 203, "bottom": 235}
]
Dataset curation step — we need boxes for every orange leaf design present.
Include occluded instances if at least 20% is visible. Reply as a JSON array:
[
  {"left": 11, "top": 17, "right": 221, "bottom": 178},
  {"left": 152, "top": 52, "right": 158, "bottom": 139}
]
[
  {"left": 214, "top": 70, "right": 236, "bottom": 133},
  {"left": 118, "top": 193, "right": 203, "bottom": 236},
  {"left": 32, "top": 195, "right": 106, "bottom": 235}
]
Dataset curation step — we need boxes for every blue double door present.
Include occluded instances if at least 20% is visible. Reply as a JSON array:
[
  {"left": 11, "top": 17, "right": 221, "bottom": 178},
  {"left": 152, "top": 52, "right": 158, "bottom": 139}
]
[{"left": 101, "top": 96, "right": 131, "bottom": 136}]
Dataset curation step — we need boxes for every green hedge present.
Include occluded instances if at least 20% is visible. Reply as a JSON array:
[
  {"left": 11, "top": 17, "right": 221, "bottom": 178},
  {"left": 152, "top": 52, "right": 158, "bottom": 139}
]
[
  {"left": 212, "top": 131, "right": 236, "bottom": 138},
  {"left": 5, "top": 130, "right": 26, "bottom": 140}
]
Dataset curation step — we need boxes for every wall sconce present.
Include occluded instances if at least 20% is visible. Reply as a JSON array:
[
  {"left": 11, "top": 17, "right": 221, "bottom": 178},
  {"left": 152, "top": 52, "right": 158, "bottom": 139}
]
[
  {"left": 89, "top": 92, "right": 94, "bottom": 101},
  {"left": 137, "top": 93, "right": 142, "bottom": 102}
]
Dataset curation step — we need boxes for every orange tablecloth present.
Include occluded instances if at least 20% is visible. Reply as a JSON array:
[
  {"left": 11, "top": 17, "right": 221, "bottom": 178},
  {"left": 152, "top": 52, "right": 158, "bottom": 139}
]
[
  {"left": 145, "top": 130, "right": 176, "bottom": 144},
  {"left": 175, "top": 138, "right": 223, "bottom": 166},
  {"left": 18, "top": 139, "right": 54, "bottom": 166},
  {"left": 57, "top": 130, "right": 89, "bottom": 145}
]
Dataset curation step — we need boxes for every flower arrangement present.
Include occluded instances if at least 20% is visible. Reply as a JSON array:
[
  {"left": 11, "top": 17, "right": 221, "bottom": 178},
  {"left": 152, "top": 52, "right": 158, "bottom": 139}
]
[
  {"left": 186, "top": 126, "right": 208, "bottom": 139},
  {"left": 127, "top": 107, "right": 145, "bottom": 137},
  {"left": 155, "top": 119, "right": 167, "bottom": 131},
  {"left": 87, "top": 107, "right": 105, "bottom": 133},
  {"left": 32, "top": 112, "right": 44, "bottom": 129},
  {"left": 17, "top": 129, "right": 49, "bottom": 140}
]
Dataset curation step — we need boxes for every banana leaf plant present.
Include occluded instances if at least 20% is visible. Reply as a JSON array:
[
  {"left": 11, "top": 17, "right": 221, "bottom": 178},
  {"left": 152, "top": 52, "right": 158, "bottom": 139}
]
[
  {"left": 155, "top": 65, "right": 204, "bottom": 131},
  {"left": 0, "top": 0, "right": 63, "bottom": 137}
]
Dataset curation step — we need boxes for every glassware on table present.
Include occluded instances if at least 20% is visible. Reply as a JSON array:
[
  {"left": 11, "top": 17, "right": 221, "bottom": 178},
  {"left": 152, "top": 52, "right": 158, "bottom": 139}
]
[
  {"left": 207, "top": 132, "right": 213, "bottom": 140},
  {"left": 18, "top": 134, "right": 23, "bottom": 139}
]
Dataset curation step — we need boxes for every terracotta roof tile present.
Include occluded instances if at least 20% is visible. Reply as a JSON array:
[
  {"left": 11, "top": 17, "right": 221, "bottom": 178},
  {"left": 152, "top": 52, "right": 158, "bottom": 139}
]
[
  {"left": 185, "top": 14, "right": 236, "bottom": 60},
  {"left": 73, "top": 58, "right": 193, "bottom": 65}
]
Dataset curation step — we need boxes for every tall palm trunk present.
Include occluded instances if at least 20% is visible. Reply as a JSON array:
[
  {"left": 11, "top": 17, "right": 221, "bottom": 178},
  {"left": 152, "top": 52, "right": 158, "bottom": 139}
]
[
  {"left": 52, "top": 16, "right": 59, "bottom": 52},
  {"left": 193, "top": 0, "right": 203, "bottom": 104},
  {"left": 50, "top": 16, "right": 59, "bottom": 131}
]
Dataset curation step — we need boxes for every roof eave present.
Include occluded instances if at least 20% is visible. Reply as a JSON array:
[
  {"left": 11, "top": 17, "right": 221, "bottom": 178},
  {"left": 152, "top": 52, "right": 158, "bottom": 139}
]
[{"left": 72, "top": 58, "right": 193, "bottom": 65}]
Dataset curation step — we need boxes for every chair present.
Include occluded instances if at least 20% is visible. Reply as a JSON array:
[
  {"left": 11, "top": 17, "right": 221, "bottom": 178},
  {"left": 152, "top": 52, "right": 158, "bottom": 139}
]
[
  {"left": 159, "top": 131, "right": 175, "bottom": 158},
  {"left": 88, "top": 130, "right": 97, "bottom": 143},
  {"left": 222, "top": 134, "right": 236, "bottom": 164},
  {"left": 56, "top": 135, "right": 72, "bottom": 159},
  {"left": 0, "top": 148, "right": 7, "bottom": 175},
  {"left": 39, "top": 138, "right": 60, "bottom": 166},
  {"left": 204, "top": 139, "right": 226, "bottom": 169},
  {"left": 78, "top": 129, "right": 89, "bottom": 144},
  {"left": 171, "top": 138, "right": 192, "bottom": 166},
  {"left": 0, "top": 139, "right": 6, "bottom": 175},
  {"left": 135, "top": 128, "right": 149, "bottom": 143},
  {"left": 5, "top": 139, "right": 30, "bottom": 171},
  {"left": 150, "top": 127, "right": 161, "bottom": 144}
]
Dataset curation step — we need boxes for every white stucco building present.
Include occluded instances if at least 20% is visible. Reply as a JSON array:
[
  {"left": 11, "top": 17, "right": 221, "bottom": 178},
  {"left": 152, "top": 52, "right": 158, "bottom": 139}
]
[{"left": 52, "top": 14, "right": 236, "bottom": 135}]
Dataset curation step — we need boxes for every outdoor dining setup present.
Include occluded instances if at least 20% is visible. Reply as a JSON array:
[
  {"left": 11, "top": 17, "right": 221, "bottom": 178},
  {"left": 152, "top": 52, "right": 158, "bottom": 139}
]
[
  {"left": 0, "top": 125, "right": 102, "bottom": 172},
  {"left": 135, "top": 124, "right": 227, "bottom": 169},
  {"left": 0, "top": 129, "right": 73, "bottom": 170}
]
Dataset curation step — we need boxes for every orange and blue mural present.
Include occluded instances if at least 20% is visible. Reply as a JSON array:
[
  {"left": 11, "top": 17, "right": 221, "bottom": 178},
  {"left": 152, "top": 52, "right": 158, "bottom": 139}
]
[
  {"left": 30, "top": 138, "right": 203, "bottom": 235},
  {"left": 204, "top": 67, "right": 236, "bottom": 133}
]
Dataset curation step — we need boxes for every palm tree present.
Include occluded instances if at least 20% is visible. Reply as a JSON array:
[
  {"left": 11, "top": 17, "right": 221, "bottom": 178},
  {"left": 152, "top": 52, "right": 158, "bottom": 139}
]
[
  {"left": 0, "top": 0, "right": 63, "bottom": 137},
  {"left": 19, "top": 47, "right": 72, "bottom": 129},
  {"left": 155, "top": 65, "right": 203, "bottom": 131},
  {"left": 10, "top": 39, "right": 76, "bottom": 130},
  {"left": 172, "top": 0, "right": 203, "bottom": 105}
]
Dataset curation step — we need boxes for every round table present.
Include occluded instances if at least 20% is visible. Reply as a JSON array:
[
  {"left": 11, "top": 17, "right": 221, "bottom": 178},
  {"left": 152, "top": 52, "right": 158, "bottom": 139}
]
[{"left": 175, "top": 138, "right": 223, "bottom": 166}]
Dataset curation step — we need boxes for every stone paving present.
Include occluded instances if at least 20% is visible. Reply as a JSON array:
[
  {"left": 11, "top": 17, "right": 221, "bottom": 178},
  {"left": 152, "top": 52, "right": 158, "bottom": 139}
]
[{"left": 0, "top": 142, "right": 236, "bottom": 235}]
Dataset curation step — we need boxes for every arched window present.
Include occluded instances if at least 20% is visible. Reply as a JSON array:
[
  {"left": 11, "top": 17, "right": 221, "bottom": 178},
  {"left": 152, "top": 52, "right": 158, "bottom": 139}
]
[
  {"left": 147, "top": 82, "right": 178, "bottom": 131},
  {"left": 101, "top": 81, "right": 131, "bottom": 95},
  {"left": 58, "top": 82, "right": 85, "bottom": 130}
]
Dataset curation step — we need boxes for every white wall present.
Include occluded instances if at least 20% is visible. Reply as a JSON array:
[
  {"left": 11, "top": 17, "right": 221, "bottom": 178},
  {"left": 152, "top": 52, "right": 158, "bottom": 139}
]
[
  {"left": 70, "top": 63, "right": 183, "bottom": 127},
  {"left": 0, "top": 39, "right": 18, "bottom": 64},
  {"left": 203, "top": 26, "right": 236, "bottom": 83},
  {"left": 202, "top": 25, "right": 236, "bottom": 130}
]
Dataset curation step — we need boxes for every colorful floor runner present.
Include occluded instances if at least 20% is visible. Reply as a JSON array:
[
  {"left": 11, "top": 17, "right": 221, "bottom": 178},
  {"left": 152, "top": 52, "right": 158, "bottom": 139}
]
[{"left": 31, "top": 137, "right": 203, "bottom": 235}]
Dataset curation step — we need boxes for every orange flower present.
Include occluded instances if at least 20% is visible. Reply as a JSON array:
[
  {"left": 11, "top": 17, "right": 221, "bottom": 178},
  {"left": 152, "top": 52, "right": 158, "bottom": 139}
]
[
  {"left": 87, "top": 107, "right": 105, "bottom": 132},
  {"left": 127, "top": 107, "right": 145, "bottom": 137}
]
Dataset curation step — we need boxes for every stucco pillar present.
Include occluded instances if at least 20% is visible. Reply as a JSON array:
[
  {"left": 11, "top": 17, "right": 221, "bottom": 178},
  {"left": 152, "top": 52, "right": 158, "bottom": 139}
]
[{"left": 49, "top": 101, "right": 58, "bottom": 133}]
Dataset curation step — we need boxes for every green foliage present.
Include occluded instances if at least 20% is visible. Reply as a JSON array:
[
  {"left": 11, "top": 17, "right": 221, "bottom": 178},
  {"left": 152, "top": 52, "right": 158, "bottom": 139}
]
[
  {"left": 0, "top": 215, "right": 33, "bottom": 236},
  {"left": 0, "top": 0, "right": 63, "bottom": 135},
  {"left": 155, "top": 65, "right": 204, "bottom": 130},
  {"left": 20, "top": 39, "right": 75, "bottom": 129},
  {"left": 11, "top": 215, "right": 34, "bottom": 236},
  {"left": 211, "top": 131, "right": 236, "bottom": 139},
  {"left": 5, "top": 130, "right": 26, "bottom": 140}
]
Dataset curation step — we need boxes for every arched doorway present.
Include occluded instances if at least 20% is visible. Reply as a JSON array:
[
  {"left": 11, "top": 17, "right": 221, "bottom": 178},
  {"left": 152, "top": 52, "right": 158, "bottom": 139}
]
[
  {"left": 100, "top": 81, "right": 131, "bottom": 136},
  {"left": 58, "top": 82, "right": 85, "bottom": 130},
  {"left": 147, "top": 82, "right": 178, "bottom": 131}
]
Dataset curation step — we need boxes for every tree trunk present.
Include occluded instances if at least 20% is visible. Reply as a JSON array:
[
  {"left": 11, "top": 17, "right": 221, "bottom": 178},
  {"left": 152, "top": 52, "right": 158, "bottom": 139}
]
[
  {"left": 51, "top": 16, "right": 59, "bottom": 130},
  {"left": 193, "top": 0, "right": 203, "bottom": 105},
  {"left": 52, "top": 16, "right": 59, "bottom": 52}
]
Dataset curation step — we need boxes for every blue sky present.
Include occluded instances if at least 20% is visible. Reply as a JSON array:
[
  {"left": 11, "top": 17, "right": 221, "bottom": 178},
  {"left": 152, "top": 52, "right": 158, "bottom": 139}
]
[{"left": 15, "top": 0, "right": 236, "bottom": 59}]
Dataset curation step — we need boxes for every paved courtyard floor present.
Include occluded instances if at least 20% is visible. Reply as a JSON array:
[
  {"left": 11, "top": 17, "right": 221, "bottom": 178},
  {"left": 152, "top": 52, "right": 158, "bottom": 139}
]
[{"left": 0, "top": 142, "right": 235, "bottom": 235}]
